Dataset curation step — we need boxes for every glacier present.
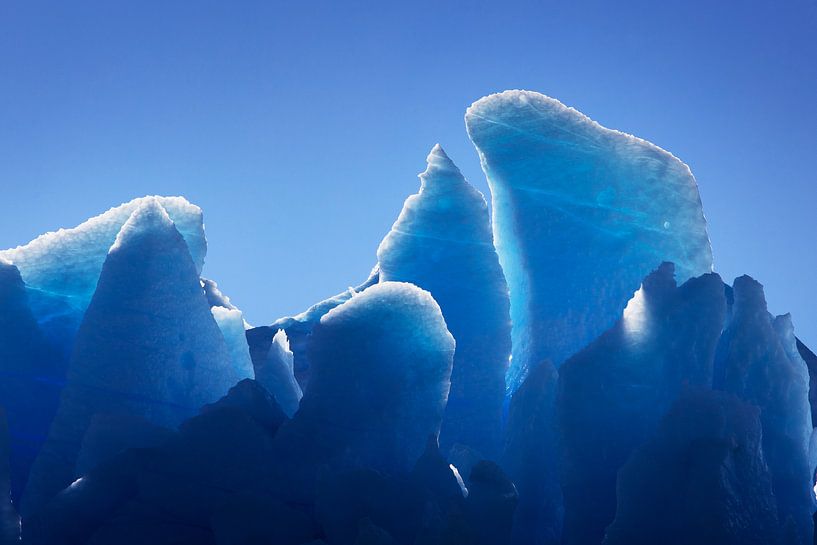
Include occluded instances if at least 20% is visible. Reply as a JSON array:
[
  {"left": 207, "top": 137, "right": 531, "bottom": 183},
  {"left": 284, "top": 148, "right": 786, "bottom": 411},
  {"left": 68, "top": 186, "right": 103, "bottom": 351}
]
[
  {"left": 376, "top": 144, "right": 511, "bottom": 457},
  {"left": 465, "top": 90, "right": 714, "bottom": 390},
  {"left": 20, "top": 199, "right": 242, "bottom": 516},
  {"left": 0, "top": 89, "right": 813, "bottom": 545}
]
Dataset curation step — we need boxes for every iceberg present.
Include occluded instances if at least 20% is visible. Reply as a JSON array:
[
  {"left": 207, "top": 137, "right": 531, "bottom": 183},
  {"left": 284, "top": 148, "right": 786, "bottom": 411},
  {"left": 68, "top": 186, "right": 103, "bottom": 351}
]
[
  {"left": 465, "top": 91, "right": 713, "bottom": 390},
  {"left": 556, "top": 264, "right": 726, "bottom": 545},
  {"left": 1, "top": 90, "right": 814, "bottom": 544},
  {"left": 21, "top": 199, "right": 239, "bottom": 516},
  {"left": 376, "top": 144, "right": 511, "bottom": 456},
  {"left": 716, "top": 276, "right": 813, "bottom": 544}
]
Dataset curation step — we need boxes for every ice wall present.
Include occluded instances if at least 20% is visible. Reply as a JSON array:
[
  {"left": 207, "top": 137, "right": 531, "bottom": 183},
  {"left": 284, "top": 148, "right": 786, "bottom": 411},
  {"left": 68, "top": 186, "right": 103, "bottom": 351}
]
[
  {"left": 0, "top": 259, "right": 61, "bottom": 502},
  {"left": 556, "top": 264, "right": 726, "bottom": 545},
  {"left": 603, "top": 389, "right": 779, "bottom": 545},
  {"left": 717, "top": 276, "right": 814, "bottom": 544}
]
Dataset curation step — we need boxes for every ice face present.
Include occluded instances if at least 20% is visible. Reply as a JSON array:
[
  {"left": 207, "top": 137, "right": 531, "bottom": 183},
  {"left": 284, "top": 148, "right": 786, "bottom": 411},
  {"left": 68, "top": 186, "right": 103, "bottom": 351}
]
[
  {"left": 604, "top": 389, "right": 779, "bottom": 545},
  {"left": 272, "top": 281, "right": 454, "bottom": 492},
  {"left": 502, "top": 360, "right": 561, "bottom": 545},
  {"left": 210, "top": 306, "right": 255, "bottom": 381},
  {"left": 21, "top": 199, "right": 238, "bottom": 516},
  {"left": 251, "top": 329, "right": 302, "bottom": 417},
  {"left": 796, "top": 339, "right": 817, "bottom": 427},
  {"left": 717, "top": 276, "right": 813, "bottom": 544},
  {"left": 465, "top": 90, "right": 713, "bottom": 391},
  {"left": 377, "top": 145, "right": 511, "bottom": 456},
  {"left": 0, "top": 411, "right": 21, "bottom": 543},
  {"left": 0, "top": 196, "right": 206, "bottom": 353},
  {"left": 556, "top": 264, "right": 727, "bottom": 545},
  {"left": 0, "top": 260, "right": 61, "bottom": 502}
]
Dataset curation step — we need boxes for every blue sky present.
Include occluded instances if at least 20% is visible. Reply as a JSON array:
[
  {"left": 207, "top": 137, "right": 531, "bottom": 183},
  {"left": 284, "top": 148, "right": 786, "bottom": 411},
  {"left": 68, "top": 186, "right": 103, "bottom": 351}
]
[{"left": 1, "top": 1, "right": 816, "bottom": 346}]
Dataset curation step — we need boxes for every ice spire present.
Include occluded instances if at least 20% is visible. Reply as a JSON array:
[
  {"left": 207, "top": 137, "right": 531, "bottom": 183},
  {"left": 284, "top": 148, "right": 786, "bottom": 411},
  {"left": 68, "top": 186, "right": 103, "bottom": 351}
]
[{"left": 377, "top": 145, "right": 511, "bottom": 457}]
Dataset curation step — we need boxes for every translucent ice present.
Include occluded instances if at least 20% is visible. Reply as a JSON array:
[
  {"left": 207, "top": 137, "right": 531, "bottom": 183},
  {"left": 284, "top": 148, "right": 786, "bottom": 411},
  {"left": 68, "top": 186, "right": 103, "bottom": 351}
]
[
  {"left": 465, "top": 90, "right": 713, "bottom": 390},
  {"left": 0, "top": 196, "right": 206, "bottom": 352},
  {"left": 21, "top": 199, "right": 238, "bottom": 516},
  {"left": 377, "top": 144, "right": 511, "bottom": 456},
  {"left": 210, "top": 306, "right": 255, "bottom": 381},
  {"left": 251, "top": 329, "right": 302, "bottom": 417}
]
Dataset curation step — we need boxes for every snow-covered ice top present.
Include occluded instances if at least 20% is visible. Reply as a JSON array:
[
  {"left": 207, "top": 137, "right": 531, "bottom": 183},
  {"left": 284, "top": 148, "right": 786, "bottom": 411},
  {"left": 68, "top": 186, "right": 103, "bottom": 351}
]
[
  {"left": 301, "top": 281, "right": 455, "bottom": 473},
  {"left": 466, "top": 90, "right": 713, "bottom": 390},
  {"left": 20, "top": 198, "right": 234, "bottom": 515},
  {"left": 0, "top": 196, "right": 206, "bottom": 316}
]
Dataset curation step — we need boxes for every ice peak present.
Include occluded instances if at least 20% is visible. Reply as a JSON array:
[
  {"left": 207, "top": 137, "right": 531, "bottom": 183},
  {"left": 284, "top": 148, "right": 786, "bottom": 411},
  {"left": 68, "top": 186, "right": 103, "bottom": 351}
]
[
  {"left": 427, "top": 143, "right": 456, "bottom": 170},
  {"left": 110, "top": 198, "right": 176, "bottom": 254},
  {"left": 732, "top": 275, "right": 768, "bottom": 312},
  {"left": 420, "top": 144, "right": 469, "bottom": 193},
  {"left": 272, "top": 328, "right": 290, "bottom": 353}
]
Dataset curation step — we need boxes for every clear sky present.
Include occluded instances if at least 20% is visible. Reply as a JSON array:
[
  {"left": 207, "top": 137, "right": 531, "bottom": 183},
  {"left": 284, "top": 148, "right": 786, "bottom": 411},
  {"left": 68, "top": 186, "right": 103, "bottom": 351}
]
[{"left": 1, "top": 1, "right": 815, "bottom": 346}]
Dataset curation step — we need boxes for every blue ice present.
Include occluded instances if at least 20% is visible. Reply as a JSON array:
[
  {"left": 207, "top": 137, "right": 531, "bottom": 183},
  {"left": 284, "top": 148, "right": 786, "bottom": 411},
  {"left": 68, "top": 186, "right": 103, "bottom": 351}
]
[{"left": 465, "top": 91, "right": 713, "bottom": 391}]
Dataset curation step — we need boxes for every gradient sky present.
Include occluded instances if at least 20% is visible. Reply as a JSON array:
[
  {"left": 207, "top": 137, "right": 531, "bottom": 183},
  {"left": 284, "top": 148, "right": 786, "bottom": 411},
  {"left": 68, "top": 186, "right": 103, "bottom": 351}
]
[{"left": 1, "top": 1, "right": 815, "bottom": 346}]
